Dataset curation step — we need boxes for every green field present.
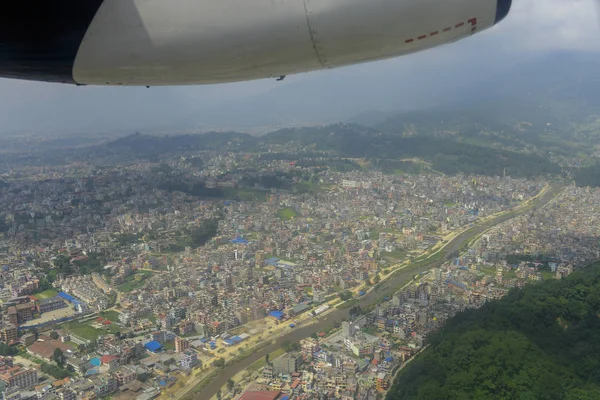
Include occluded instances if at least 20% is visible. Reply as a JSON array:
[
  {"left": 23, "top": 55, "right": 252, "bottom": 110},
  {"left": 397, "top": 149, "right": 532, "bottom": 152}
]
[
  {"left": 117, "top": 271, "right": 154, "bottom": 293},
  {"left": 277, "top": 207, "right": 298, "bottom": 220},
  {"left": 542, "top": 271, "right": 556, "bottom": 280},
  {"left": 33, "top": 289, "right": 59, "bottom": 299},
  {"left": 62, "top": 321, "right": 106, "bottom": 341},
  {"left": 163, "top": 342, "right": 175, "bottom": 351},
  {"left": 382, "top": 249, "right": 408, "bottom": 260},
  {"left": 99, "top": 310, "right": 121, "bottom": 324}
]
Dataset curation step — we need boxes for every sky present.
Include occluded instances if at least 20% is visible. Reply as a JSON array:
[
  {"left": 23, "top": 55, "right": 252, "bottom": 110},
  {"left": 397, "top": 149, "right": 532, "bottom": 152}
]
[{"left": 0, "top": 0, "right": 598, "bottom": 136}]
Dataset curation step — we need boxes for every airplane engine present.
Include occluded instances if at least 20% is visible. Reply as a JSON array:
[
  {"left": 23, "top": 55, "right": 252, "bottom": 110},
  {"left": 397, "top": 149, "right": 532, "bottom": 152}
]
[{"left": 0, "top": 0, "right": 511, "bottom": 86}]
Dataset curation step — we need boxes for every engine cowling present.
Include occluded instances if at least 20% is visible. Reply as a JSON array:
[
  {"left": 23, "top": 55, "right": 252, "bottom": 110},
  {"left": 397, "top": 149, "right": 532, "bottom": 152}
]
[{"left": 0, "top": 0, "right": 511, "bottom": 86}]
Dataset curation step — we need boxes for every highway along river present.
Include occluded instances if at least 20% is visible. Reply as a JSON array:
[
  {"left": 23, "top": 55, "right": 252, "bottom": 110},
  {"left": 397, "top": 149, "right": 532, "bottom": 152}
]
[{"left": 186, "top": 183, "right": 563, "bottom": 400}]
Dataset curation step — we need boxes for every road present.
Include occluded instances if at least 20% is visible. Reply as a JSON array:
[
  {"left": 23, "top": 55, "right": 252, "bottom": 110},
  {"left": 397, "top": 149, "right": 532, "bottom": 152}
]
[{"left": 184, "top": 183, "right": 563, "bottom": 400}]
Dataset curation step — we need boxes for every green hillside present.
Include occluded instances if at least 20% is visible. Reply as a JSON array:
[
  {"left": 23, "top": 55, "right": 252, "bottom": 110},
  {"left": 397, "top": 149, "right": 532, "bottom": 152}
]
[{"left": 387, "top": 262, "right": 600, "bottom": 400}]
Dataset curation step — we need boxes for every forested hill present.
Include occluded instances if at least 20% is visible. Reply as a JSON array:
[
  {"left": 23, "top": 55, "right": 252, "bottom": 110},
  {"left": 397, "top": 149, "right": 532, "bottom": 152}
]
[{"left": 387, "top": 262, "right": 600, "bottom": 400}]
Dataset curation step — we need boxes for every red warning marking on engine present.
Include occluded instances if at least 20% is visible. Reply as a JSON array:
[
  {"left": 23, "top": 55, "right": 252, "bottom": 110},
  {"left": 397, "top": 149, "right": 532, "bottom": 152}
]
[
  {"left": 468, "top": 18, "right": 478, "bottom": 34},
  {"left": 404, "top": 18, "right": 477, "bottom": 44}
]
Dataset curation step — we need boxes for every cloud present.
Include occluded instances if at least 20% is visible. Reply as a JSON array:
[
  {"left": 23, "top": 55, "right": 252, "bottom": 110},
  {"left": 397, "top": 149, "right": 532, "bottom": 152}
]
[{"left": 489, "top": 0, "right": 600, "bottom": 52}]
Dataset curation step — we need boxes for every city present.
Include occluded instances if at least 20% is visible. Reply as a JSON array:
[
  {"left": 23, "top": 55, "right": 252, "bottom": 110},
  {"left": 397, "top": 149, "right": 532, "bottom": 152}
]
[{"left": 0, "top": 133, "right": 598, "bottom": 400}]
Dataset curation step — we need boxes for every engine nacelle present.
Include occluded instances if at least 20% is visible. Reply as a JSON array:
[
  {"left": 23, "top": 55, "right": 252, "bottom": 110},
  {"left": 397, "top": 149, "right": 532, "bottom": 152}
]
[{"left": 0, "top": 0, "right": 511, "bottom": 86}]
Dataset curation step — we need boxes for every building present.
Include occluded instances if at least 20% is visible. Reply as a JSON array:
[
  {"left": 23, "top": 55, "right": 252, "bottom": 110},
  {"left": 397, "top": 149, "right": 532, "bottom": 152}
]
[
  {"left": 342, "top": 321, "right": 355, "bottom": 338},
  {"left": 174, "top": 337, "right": 189, "bottom": 353},
  {"left": 290, "top": 302, "right": 311, "bottom": 317},
  {"left": 114, "top": 367, "right": 137, "bottom": 387},
  {"left": 376, "top": 372, "right": 389, "bottom": 391},
  {"left": 151, "top": 331, "right": 165, "bottom": 344},
  {"left": 273, "top": 354, "right": 301, "bottom": 376},
  {"left": 6, "top": 307, "right": 17, "bottom": 326},
  {"left": 56, "top": 387, "right": 77, "bottom": 400},
  {"left": 179, "top": 320, "right": 195, "bottom": 335},
  {"left": 238, "top": 391, "right": 282, "bottom": 400},
  {"left": 300, "top": 339, "right": 319, "bottom": 360},
  {"left": 262, "top": 365, "right": 274, "bottom": 380},
  {"left": 0, "top": 367, "right": 37, "bottom": 389},
  {"left": 92, "top": 375, "right": 118, "bottom": 397},
  {"left": 144, "top": 341, "right": 162, "bottom": 353},
  {"left": 0, "top": 324, "right": 18, "bottom": 343},
  {"left": 180, "top": 350, "right": 199, "bottom": 369},
  {"left": 14, "top": 302, "right": 36, "bottom": 324},
  {"left": 36, "top": 297, "right": 67, "bottom": 314},
  {"left": 27, "top": 340, "right": 73, "bottom": 362},
  {"left": 169, "top": 307, "right": 186, "bottom": 321},
  {"left": 312, "top": 286, "right": 325, "bottom": 303}
]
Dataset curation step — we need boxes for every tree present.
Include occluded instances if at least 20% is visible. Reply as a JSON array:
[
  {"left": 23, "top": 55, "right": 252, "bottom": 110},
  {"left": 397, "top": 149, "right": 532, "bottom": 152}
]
[
  {"left": 339, "top": 290, "right": 353, "bottom": 301},
  {"left": 138, "top": 372, "right": 150, "bottom": 382},
  {"left": 265, "top": 353, "right": 270, "bottom": 365},
  {"left": 227, "top": 378, "right": 235, "bottom": 392},
  {"left": 41, "top": 363, "right": 68, "bottom": 379},
  {"left": 214, "top": 357, "right": 225, "bottom": 368},
  {"left": 282, "top": 340, "right": 301, "bottom": 352},
  {"left": 0, "top": 343, "right": 17, "bottom": 356},
  {"left": 216, "top": 389, "right": 222, "bottom": 400},
  {"left": 52, "top": 348, "right": 66, "bottom": 368},
  {"left": 386, "top": 261, "right": 600, "bottom": 400},
  {"left": 373, "top": 274, "right": 381, "bottom": 284},
  {"left": 49, "top": 331, "right": 59, "bottom": 340}
]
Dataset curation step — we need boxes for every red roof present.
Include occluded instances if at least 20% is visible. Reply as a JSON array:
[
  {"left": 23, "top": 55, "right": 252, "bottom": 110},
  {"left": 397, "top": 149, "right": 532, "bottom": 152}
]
[
  {"left": 96, "top": 317, "right": 104, "bottom": 322},
  {"left": 290, "top": 379, "right": 300, "bottom": 389},
  {"left": 238, "top": 391, "right": 281, "bottom": 400},
  {"left": 100, "top": 355, "right": 119, "bottom": 364},
  {"left": 102, "top": 320, "right": 112, "bottom": 325}
]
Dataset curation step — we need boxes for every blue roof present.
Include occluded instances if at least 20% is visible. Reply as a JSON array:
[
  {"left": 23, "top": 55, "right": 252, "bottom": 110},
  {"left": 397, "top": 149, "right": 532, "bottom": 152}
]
[
  {"left": 224, "top": 339, "right": 234, "bottom": 345},
  {"left": 269, "top": 310, "right": 284, "bottom": 319},
  {"left": 385, "top": 356, "right": 393, "bottom": 362},
  {"left": 200, "top": 337, "right": 208, "bottom": 343},
  {"left": 231, "top": 336, "right": 242, "bottom": 343},
  {"left": 281, "top": 397, "right": 290, "bottom": 400},
  {"left": 58, "top": 292, "right": 75, "bottom": 302},
  {"left": 230, "top": 237, "right": 249, "bottom": 244},
  {"left": 144, "top": 341, "right": 163, "bottom": 352}
]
